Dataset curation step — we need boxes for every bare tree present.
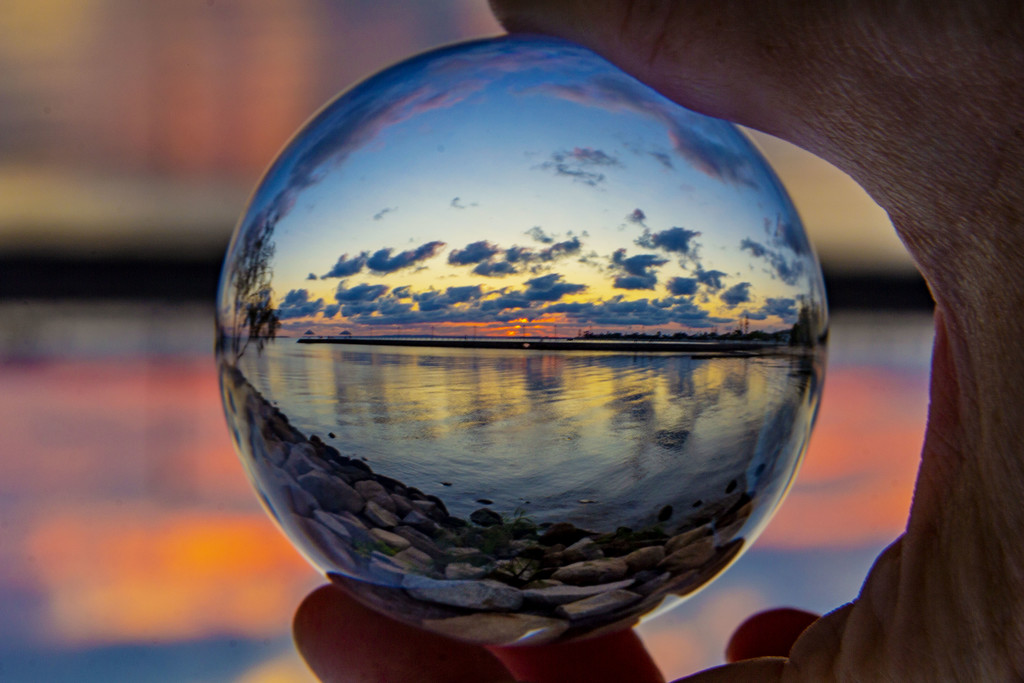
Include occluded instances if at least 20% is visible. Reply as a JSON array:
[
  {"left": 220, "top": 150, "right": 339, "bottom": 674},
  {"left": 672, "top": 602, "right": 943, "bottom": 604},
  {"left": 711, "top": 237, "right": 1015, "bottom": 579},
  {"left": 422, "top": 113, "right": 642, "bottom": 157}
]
[{"left": 223, "top": 210, "right": 281, "bottom": 363}]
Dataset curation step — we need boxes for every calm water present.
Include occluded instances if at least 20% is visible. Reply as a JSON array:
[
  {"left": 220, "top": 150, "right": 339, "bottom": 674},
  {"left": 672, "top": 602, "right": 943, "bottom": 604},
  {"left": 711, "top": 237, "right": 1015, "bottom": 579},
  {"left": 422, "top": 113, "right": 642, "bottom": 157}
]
[{"left": 239, "top": 342, "right": 821, "bottom": 533}]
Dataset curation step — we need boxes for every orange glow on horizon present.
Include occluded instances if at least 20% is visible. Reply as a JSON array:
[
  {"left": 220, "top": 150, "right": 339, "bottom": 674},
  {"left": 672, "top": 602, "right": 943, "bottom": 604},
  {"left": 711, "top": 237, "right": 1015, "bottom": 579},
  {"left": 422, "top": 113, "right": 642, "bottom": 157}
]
[{"left": 26, "top": 504, "right": 317, "bottom": 645}]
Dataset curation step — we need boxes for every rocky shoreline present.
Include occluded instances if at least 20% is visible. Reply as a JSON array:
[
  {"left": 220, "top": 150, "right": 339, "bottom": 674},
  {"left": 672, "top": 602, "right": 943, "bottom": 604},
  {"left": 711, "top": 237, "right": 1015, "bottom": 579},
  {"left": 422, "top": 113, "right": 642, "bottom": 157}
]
[{"left": 221, "top": 363, "right": 754, "bottom": 645}]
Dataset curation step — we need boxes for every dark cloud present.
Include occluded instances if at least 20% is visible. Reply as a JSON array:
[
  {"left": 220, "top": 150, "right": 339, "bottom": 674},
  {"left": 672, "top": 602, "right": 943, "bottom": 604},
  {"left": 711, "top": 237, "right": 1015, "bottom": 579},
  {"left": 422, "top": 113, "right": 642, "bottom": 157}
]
[
  {"left": 306, "top": 273, "right": 318, "bottom": 281},
  {"left": 473, "top": 260, "right": 518, "bottom": 277},
  {"left": 768, "top": 216, "right": 811, "bottom": 255},
  {"left": 367, "top": 241, "right": 446, "bottom": 273},
  {"left": 610, "top": 249, "right": 668, "bottom": 290},
  {"left": 740, "top": 238, "right": 769, "bottom": 258},
  {"left": 667, "top": 277, "right": 699, "bottom": 296},
  {"left": 525, "top": 226, "right": 554, "bottom": 244},
  {"left": 448, "top": 240, "right": 501, "bottom": 265},
  {"left": 373, "top": 207, "right": 396, "bottom": 221},
  {"left": 695, "top": 268, "right": 728, "bottom": 291},
  {"left": 445, "top": 285, "right": 484, "bottom": 303},
  {"left": 613, "top": 274, "right": 658, "bottom": 290},
  {"left": 523, "top": 273, "right": 586, "bottom": 301},
  {"left": 720, "top": 282, "right": 752, "bottom": 307},
  {"left": 740, "top": 234, "right": 805, "bottom": 285},
  {"left": 539, "top": 236, "right": 582, "bottom": 261},
  {"left": 335, "top": 282, "right": 389, "bottom": 302},
  {"left": 323, "top": 304, "right": 340, "bottom": 318},
  {"left": 627, "top": 208, "right": 647, "bottom": 226},
  {"left": 636, "top": 227, "right": 701, "bottom": 255},
  {"left": 759, "top": 297, "right": 798, "bottom": 322},
  {"left": 278, "top": 289, "right": 325, "bottom": 319},
  {"left": 323, "top": 252, "right": 368, "bottom": 278},
  {"left": 505, "top": 246, "right": 534, "bottom": 263},
  {"left": 392, "top": 285, "right": 412, "bottom": 299}
]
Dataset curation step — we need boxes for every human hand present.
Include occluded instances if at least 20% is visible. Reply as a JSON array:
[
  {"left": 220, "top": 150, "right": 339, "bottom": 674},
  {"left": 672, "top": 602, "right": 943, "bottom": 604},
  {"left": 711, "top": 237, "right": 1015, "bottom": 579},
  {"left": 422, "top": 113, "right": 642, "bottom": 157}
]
[{"left": 294, "top": 2, "right": 1024, "bottom": 680}]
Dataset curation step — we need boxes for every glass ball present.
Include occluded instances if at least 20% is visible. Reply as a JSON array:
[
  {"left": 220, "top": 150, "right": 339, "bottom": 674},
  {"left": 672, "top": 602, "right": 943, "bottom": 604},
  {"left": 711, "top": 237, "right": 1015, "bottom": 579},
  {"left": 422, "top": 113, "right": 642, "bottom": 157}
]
[{"left": 217, "top": 35, "right": 827, "bottom": 646}]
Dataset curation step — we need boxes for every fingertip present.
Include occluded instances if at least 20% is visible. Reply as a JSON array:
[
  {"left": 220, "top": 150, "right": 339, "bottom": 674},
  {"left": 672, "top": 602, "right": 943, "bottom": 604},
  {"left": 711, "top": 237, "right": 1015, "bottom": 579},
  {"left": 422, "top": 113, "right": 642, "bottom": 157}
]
[
  {"left": 294, "top": 583, "right": 512, "bottom": 683},
  {"left": 488, "top": 628, "right": 665, "bottom": 683},
  {"left": 725, "top": 608, "right": 819, "bottom": 662}
]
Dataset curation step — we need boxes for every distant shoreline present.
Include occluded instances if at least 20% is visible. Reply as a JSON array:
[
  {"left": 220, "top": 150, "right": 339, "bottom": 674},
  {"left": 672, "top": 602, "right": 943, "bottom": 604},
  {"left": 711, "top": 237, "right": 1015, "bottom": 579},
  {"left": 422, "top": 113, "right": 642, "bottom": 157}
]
[{"left": 295, "top": 335, "right": 786, "bottom": 354}]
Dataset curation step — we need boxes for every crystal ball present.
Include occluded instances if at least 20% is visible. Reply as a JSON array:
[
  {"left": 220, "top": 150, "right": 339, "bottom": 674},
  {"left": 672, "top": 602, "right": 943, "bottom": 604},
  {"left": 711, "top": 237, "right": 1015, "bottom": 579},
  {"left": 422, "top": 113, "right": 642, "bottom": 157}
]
[{"left": 217, "top": 35, "right": 827, "bottom": 646}]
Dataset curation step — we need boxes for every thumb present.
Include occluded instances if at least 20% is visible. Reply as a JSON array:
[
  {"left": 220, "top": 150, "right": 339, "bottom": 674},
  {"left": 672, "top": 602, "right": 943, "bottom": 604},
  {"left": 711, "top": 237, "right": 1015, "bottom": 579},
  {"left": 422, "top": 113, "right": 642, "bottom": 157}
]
[{"left": 487, "top": 1, "right": 822, "bottom": 147}]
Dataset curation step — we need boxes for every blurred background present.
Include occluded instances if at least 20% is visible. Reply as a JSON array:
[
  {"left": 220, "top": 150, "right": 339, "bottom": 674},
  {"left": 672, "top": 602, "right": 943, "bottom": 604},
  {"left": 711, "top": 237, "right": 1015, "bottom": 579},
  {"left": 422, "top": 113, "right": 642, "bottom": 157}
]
[{"left": 0, "top": 1, "right": 933, "bottom": 681}]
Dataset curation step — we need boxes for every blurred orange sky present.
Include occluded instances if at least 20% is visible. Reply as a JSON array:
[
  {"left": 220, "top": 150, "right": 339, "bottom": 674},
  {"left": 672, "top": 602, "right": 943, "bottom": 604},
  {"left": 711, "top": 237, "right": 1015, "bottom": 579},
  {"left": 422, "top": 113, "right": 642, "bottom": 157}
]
[{"left": 0, "top": 0, "right": 912, "bottom": 272}]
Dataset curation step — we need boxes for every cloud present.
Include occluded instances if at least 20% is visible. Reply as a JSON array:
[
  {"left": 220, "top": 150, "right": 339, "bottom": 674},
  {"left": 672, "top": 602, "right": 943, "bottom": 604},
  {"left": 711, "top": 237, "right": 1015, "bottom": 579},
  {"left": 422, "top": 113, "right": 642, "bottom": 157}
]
[
  {"left": 373, "top": 207, "right": 396, "bottom": 221},
  {"left": 450, "top": 196, "right": 477, "bottom": 209},
  {"left": 528, "top": 76, "right": 758, "bottom": 187},
  {"left": 667, "top": 277, "right": 699, "bottom": 296},
  {"left": 695, "top": 268, "right": 728, "bottom": 291},
  {"left": 538, "top": 236, "right": 582, "bottom": 261},
  {"left": 740, "top": 235, "right": 806, "bottom": 285},
  {"left": 448, "top": 240, "right": 501, "bottom": 265},
  {"left": 758, "top": 297, "right": 798, "bottom": 322},
  {"left": 636, "top": 227, "right": 702, "bottom": 255},
  {"left": 525, "top": 226, "right": 554, "bottom": 244},
  {"left": 306, "top": 273, "right": 317, "bottom": 281},
  {"left": 277, "top": 289, "right": 325, "bottom": 319},
  {"left": 335, "top": 281, "right": 389, "bottom": 302},
  {"left": 322, "top": 252, "right": 368, "bottom": 278},
  {"left": 720, "top": 282, "right": 752, "bottom": 307},
  {"left": 627, "top": 208, "right": 647, "bottom": 226},
  {"left": 367, "top": 240, "right": 446, "bottom": 273},
  {"left": 740, "top": 238, "right": 769, "bottom": 258},
  {"left": 537, "top": 147, "right": 622, "bottom": 187},
  {"left": 523, "top": 273, "right": 586, "bottom": 301},
  {"left": 610, "top": 249, "right": 668, "bottom": 290},
  {"left": 473, "top": 260, "right": 518, "bottom": 277}
]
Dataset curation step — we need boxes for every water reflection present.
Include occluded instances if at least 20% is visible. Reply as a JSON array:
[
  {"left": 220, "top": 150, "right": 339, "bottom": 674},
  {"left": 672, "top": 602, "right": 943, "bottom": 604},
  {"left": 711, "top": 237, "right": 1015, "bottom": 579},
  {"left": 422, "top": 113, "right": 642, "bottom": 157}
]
[{"left": 239, "top": 343, "right": 819, "bottom": 534}]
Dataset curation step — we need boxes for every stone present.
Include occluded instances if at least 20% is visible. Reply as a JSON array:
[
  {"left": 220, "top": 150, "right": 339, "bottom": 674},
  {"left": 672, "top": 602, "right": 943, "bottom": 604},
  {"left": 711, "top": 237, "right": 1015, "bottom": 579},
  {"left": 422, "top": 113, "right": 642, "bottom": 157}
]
[
  {"left": 470, "top": 508, "right": 504, "bottom": 527},
  {"left": 363, "top": 500, "right": 400, "bottom": 529},
  {"left": 355, "top": 480, "right": 397, "bottom": 513},
  {"left": 551, "top": 558, "right": 629, "bottom": 585},
  {"left": 657, "top": 536, "right": 717, "bottom": 573},
  {"left": 286, "top": 442, "right": 318, "bottom": 476},
  {"left": 393, "top": 546, "right": 434, "bottom": 572},
  {"left": 555, "top": 590, "right": 643, "bottom": 621},
  {"left": 283, "top": 483, "right": 318, "bottom": 517},
  {"left": 391, "top": 525, "right": 447, "bottom": 560},
  {"left": 522, "top": 578, "right": 636, "bottom": 606},
  {"left": 632, "top": 571, "right": 673, "bottom": 596},
  {"left": 445, "top": 562, "right": 489, "bottom": 580},
  {"left": 391, "top": 494, "right": 415, "bottom": 518},
  {"left": 299, "top": 470, "right": 365, "bottom": 514},
  {"left": 561, "top": 537, "right": 604, "bottom": 563},
  {"left": 665, "top": 526, "right": 713, "bottom": 556},
  {"left": 294, "top": 516, "right": 358, "bottom": 570},
  {"left": 422, "top": 613, "right": 569, "bottom": 646},
  {"left": 370, "top": 528, "right": 412, "bottom": 552},
  {"left": 266, "top": 441, "right": 289, "bottom": 467},
  {"left": 624, "top": 545, "right": 665, "bottom": 573},
  {"left": 400, "top": 509, "right": 438, "bottom": 534},
  {"left": 367, "top": 555, "right": 406, "bottom": 586},
  {"left": 539, "top": 522, "right": 593, "bottom": 546},
  {"left": 312, "top": 510, "right": 352, "bottom": 541},
  {"left": 403, "top": 575, "right": 523, "bottom": 611}
]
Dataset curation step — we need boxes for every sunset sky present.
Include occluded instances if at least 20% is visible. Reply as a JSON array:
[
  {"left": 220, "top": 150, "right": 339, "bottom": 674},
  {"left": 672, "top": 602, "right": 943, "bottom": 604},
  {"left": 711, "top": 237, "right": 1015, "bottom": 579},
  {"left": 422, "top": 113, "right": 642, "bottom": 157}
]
[{"left": 223, "top": 37, "right": 825, "bottom": 339}]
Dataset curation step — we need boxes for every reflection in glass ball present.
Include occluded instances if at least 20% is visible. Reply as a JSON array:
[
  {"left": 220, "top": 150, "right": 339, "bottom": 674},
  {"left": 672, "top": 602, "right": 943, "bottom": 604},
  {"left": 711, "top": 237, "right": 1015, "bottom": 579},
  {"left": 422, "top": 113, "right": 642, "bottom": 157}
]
[{"left": 216, "top": 35, "right": 827, "bottom": 646}]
